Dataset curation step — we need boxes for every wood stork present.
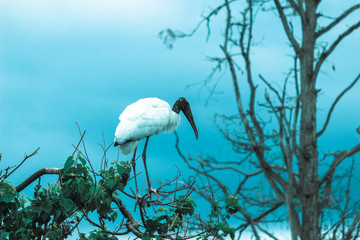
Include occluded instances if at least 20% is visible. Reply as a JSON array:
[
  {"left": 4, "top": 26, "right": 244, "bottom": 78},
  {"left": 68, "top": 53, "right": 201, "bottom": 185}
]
[{"left": 114, "top": 97, "right": 198, "bottom": 197}]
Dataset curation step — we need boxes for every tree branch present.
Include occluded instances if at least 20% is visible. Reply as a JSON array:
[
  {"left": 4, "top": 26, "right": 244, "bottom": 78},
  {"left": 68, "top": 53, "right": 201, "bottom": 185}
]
[
  {"left": 16, "top": 168, "right": 61, "bottom": 192},
  {"left": 316, "top": 4, "right": 360, "bottom": 37},
  {"left": 273, "top": 0, "right": 301, "bottom": 54},
  {"left": 5, "top": 147, "right": 40, "bottom": 179},
  {"left": 288, "top": 0, "right": 303, "bottom": 18},
  {"left": 314, "top": 20, "right": 360, "bottom": 78},
  {"left": 345, "top": 209, "right": 360, "bottom": 240},
  {"left": 221, "top": 0, "right": 258, "bottom": 148},
  {"left": 112, "top": 196, "right": 142, "bottom": 238},
  {"left": 317, "top": 73, "right": 360, "bottom": 137},
  {"left": 320, "top": 143, "right": 360, "bottom": 185},
  {"left": 237, "top": 201, "right": 283, "bottom": 231}
]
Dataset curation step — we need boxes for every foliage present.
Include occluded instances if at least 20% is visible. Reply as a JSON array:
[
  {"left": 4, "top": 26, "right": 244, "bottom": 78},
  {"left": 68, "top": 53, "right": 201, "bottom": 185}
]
[
  {"left": 0, "top": 154, "right": 132, "bottom": 239},
  {"left": 0, "top": 152, "right": 242, "bottom": 239}
]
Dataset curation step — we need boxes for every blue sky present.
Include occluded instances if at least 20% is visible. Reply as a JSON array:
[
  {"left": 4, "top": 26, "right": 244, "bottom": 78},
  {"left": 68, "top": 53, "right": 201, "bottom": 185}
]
[
  {"left": 0, "top": 0, "right": 216, "bottom": 182},
  {"left": 0, "top": 0, "right": 359, "bottom": 238}
]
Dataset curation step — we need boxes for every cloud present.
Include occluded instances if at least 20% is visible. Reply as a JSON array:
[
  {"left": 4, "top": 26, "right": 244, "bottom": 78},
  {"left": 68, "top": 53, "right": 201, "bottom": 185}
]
[{"left": 0, "top": 0, "right": 205, "bottom": 37}]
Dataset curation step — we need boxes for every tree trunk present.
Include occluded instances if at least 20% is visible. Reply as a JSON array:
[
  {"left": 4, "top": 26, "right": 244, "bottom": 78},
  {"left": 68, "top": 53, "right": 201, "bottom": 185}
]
[{"left": 299, "top": 1, "right": 320, "bottom": 239}]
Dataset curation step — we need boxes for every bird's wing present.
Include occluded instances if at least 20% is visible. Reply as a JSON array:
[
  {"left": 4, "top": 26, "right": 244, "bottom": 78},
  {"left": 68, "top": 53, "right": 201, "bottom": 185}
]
[
  {"left": 115, "top": 98, "right": 172, "bottom": 144},
  {"left": 119, "top": 98, "right": 169, "bottom": 121}
]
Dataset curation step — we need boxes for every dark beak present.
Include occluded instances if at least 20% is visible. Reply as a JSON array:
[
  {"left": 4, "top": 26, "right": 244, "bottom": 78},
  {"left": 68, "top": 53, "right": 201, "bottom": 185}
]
[{"left": 183, "top": 106, "right": 199, "bottom": 140}]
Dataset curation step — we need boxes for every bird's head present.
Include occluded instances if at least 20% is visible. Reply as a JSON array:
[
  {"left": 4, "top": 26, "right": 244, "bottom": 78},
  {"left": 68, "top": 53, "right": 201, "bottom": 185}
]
[{"left": 173, "top": 97, "right": 199, "bottom": 140}]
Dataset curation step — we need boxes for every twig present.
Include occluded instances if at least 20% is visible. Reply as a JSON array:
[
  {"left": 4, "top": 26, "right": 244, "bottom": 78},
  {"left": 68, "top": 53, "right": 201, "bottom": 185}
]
[
  {"left": 314, "top": 20, "right": 360, "bottom": 78},
  {"left": 316, "top": 4, "right": 360, "bottom": 37},
  {"left": 72, "top": 129, "right": 86, "bottom": 156},
  {"left": 317, "top": 73, "right": 360, "bottom": 137},
  {"left": 273, "top": 0, "right": 301, "bottom": 54},
  {"left": 6, "top": 147, "right": 40, "bottom": 178}
]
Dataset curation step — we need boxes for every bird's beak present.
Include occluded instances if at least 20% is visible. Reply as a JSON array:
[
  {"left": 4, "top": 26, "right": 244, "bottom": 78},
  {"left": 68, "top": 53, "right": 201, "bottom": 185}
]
[{"left": 183, "top": 107, "right": 199, "bottom": 140}]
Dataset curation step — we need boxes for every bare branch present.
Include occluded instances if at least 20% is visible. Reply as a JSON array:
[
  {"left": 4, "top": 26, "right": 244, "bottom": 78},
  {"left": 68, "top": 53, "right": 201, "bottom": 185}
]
[
  {"left": 112, "top": 196, "right": 142, "bottom": 238},
  {"left": 317, "top": 73, "right": 360, "bottom": 137},
  {"left": 6, "top": 147, "right": 40, "bottom": 179},
  {"left": 158, "top": 0, "right": 237, "bottom": 48},
  {"left": 174, "top": 131, "right": 230, "bottom": 195},
  {"left": 259, "top": 74, "right": 282, "bottom": 103},
  {"left": 72, "top": 129, "right": 86, "bottom": 156},
  {"left": 320, "top": 143, "right": 360, "bottom": 186},
  {"left": 220, "top": 0, "right": 259, "bottom": 148},
  {"left": 239, "top": 0, "right": 265, "bottom": 147},
  {"left": 16, "top": 168, "right": 61, "bottom": 192},
  {"left": 345, "top": 209, "right": 360, "bottom": 240},
  {"left": 273, "top": 0, "right": 301, "bottom": 54},
  {"left": 291, "top": 54, "right": 301, "bottom": 159},
  {"left": 237, "top": 201, "right": 283, "bottom": 230},
  {"left": 257, "top": 224, "right": 281, "bottom": 240},
  {"left": 316, "top": 4, "right": 360, "bottom": 37},
  {"left": 314, "top": 20, "right": 360, "bottom": 78}
]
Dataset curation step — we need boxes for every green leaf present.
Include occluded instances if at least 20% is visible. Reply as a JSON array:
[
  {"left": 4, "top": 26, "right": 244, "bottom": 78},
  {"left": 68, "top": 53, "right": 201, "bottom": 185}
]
[
  {"left": 107, "top": 180, "right": 117, "bottom": 190},
  {"left": 156, "top": 215, "right": 168, "bottom": 222},
  {"left": 145, "top": 219, "right": 159, "bottom": 234},
  {"left": 64, "top": 156, "right": 75, "bottom": 171},
  {"left": 87, "top": 175, "right": 94, "bottom": 183},
  {"left": 116, "top": 164, "right": 125, "bottom": 174},
  {"left": 60, "top": 198, "right": 75, "bottom": 213},
  {"left": 117, "top": 182, "right": 124, "bottom": 191},
  {"left": 142, "top": 233, "right": 151, "bottom": 240},
  {"left": 41, "top": 200, "right": 52, "bottom": 214},
  {"left": 229, "top": 226, "right": 236, "bottom": 239},
  {"left": 1, "top": 193, "right": 14, "bottom": 203},
  {"left": 78, "top": 156, "right": 87, "bottom": 165},
  {"left": 189, "top": 198, "right": 197, "bottom": 207},
  {"left": 157, "top": 223, "right": 167, "bottom": 235},
  {"left": 15, "top": 228, "right": 26, "bottom": 235}
]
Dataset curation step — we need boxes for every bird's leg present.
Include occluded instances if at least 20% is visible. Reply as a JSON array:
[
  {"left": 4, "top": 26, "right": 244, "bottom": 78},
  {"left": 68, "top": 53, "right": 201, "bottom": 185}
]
[
  {"left": 131, "top": 147, "right": 139, "bottom": 197},
  {"left": 142, "top": 136, "right": 159, "bottom": 200}
]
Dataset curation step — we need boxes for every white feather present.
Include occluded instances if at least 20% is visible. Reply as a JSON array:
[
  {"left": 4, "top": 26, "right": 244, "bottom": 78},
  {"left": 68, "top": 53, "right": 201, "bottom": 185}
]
[
  {"left": 119, "top": 140, "right": 140, "bottom": 155},
  {"left": 114, "top": 98, "right": 181, "bottom": 155}
]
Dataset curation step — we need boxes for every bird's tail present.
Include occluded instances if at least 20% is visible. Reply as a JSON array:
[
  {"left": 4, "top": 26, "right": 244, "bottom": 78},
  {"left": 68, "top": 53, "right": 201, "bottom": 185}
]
[{"left": 120, "top": 140, "right": 140, "bottom": 155}]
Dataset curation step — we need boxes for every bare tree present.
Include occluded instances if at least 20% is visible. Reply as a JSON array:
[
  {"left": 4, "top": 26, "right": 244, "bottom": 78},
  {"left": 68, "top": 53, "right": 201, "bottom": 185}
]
[{"left": 162, "top": 1, "right": 360, "bottom": 239}]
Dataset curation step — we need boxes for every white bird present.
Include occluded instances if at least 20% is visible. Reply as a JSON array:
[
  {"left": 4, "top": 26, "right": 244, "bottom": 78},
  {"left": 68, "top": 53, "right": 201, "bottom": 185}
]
[{"left": 114, "top": 97, "right": 198, "bottom": 197}]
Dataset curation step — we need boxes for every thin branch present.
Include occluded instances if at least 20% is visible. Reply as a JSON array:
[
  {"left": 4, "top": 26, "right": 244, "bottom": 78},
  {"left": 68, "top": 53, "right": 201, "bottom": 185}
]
[
  {"left": 174, "top": 131, "right": 229, "bottom": 195},
  {"left": 240, "top": 0, "right": 265, "bottom": 147},
  {"left": 257, "top": 224, "right": 281, "bottom": 240},
  {"left": 158, "top": 0, "right": 237, "bottom": 48},
  {"left": 320, "top": 143, "right": 360, "bottom": 185},
  {"left": 345, "top": 210, "right": 360, "bottom": 240},
  {"left": 259, "top": 74, "right": 282, "bottom": 102},
  {"left": 220, "top": 0, "right": 258, "bottom": 148},
  {"left": 273, "top": 0, "right": 301, "bottom": 54},
  {"left": 317, "top": 73, "right": 360, "bottom": 137},
  {"left": 291, "top": 54, "right": 301, "bottom": 159},
  {"left": 6, "top": 147, "right": 40, "bottom": 178},
  {"left": 316, "top": 4, "right": 360, "bottom": 37},
  {"left": 72, "top": 130, "right": 86, "bottom": 156},
  {"left": 314, "top": 20, "right": 360, "bottom": 78},
  {"left": 288, "top": 0, "right": 302, "bottom": 17},
  {"left": 237, "top": 201, "right": 283, "bottom": 230}
]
